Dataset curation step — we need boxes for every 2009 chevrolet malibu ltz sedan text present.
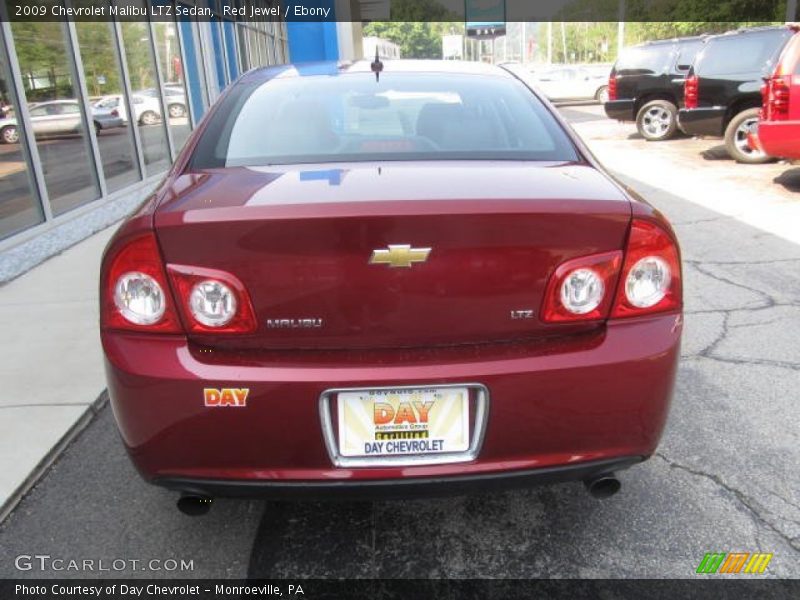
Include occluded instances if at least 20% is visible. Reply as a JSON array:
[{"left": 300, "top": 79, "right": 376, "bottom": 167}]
[{"left": 100, "top": 60, "right": 683, "bottom": 515}]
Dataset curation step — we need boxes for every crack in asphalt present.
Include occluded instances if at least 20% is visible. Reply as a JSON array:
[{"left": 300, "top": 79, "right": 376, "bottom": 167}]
[
  {"left": 686, "top": 261, "right": 779, "bottom": 310},
  {"left": 685, "top": 302, "right": 800, "bottom": 315},
  {"left": 686, "top": 258, "right": 800, "bottom": 266},
  {"left": 678, "top": 260, "right": 800, "bottom": 371},
  {"left": 654, "top": 453, "right": 800, "bottom": 554},
  {"left": 671, "top": 215, "right": 734, "bottom": 226}
]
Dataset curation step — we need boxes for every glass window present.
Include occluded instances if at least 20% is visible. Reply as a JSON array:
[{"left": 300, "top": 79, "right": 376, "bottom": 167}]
[
  {"left": 697, "top": 30, "right": 794, "bottom": 77},
  {"left": 675, "top": 40, "right": 704, "bottom": 71},
  {"left": 120, "top": 10, "right": 171, "bottom": 175},
  {"left": 0, "top": 33, "right": 44, "bottom": 239},
  {"left": 191, "top": 73, "right": 579, "bottom": 169},
  {"left": 237, "top": 25, "right": 249, "bottom": 71},
  {"left": 208, "top": 14, "right": 228, "bottom": 89},
  {"left": 267, "top": 31, "right": 275, "bottom": 64},
  {"left": 75, "top": 17, "right": 141, "bottom": 193},
  {"left": 178, "top": 15, "right": 208, "bottom": 122},
  {"left": 615, "top": 44, "right": 673, "bottom": 74},
  {"left": 223, "top": 20, "right": 239, "bottom": 80},
  {"left": 251, "top": 29, "right": 264, "bottom": 67},
  {"left": 154, "top": 20, "right": 192, "bottom": 153},
  {"left": 10, "top": 19, "right": 100, "bottom": 216}
]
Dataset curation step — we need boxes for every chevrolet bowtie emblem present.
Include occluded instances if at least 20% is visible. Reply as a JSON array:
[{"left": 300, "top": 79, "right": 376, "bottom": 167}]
[{"left": 369, "top": 244, "right": 431, "bottom": 268}]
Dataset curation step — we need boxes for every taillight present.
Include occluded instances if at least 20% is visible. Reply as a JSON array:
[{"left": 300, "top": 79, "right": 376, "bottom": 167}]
[
  {"left": 167, "top": 265, "right": 257, "bottom": 334},
  {"left": 541, "top": 251, "right": 623, "bottom": 323},
  {"left": 764, "top": 76, "right": 791, "bottom": 121},
  {"left": 541, "top": 219, "right": 681, "bottom": 323},
  {"left": 684, "top": 75, "right": 699, "bottom": 109},
  {"left": 608, "top": 74, "right": 617, "bottom": 101},
  {"left": 111, "top": 109, "right": 119, "bottom": 117},
  {"left": 101, "top": 232, "right": 182, "bottom": 333},
  {"left": 611, "top": 219, "right": 682, "bottom": 318}
]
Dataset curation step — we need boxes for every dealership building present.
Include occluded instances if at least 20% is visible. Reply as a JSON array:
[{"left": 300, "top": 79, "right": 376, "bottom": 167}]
[{"left": 0, "top": 1, "right": 359, "bottom": 280}]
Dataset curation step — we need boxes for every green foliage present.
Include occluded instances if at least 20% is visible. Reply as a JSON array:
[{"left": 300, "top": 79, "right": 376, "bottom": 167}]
[
  {"left": 625, "top": 21, "right": 781, "bottom": 44},
  {"left": 76, "top": 22, "right": 122, "bottom": 97},
  {"left": 364, "top": 22, "right": 459, "bottom": 59},
  {"left": 363, "top": 0, "right": 461, "bottom": 59}
]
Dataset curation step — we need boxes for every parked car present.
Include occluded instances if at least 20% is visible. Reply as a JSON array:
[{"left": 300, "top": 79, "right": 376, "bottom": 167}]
[
  {"left": 604, "top": 36, "right": 707, "bottom": 141},
  {"left": 751, "top": 30, "right": 800, "bottom": 160},
  {"left": 100, "top": 60, "right": 682, "bottom": 514},
  {"left": 138, "top": 85, "right": 188, "bottom": 118},
  {"left": 94, "top": 94, "right": 163, "bottom": 126},
  {"left": 678, "top": 25, "right": 798, "bottom": 163},
  {"left": 528, "top": 65, "right": 611, "bottom": 103},
  {"left": 0, "top": 99, "right": 123, "bottom": 144}
]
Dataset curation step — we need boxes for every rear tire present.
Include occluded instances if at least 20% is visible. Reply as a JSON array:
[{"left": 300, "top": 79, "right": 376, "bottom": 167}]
[
  {"left": 636, "top": 100, "right": 678, "bottom": 141},
  {"left": 0, "top": 125, "right": 18, "bottom": 144},
  {"left": 140, "top": 110, "right": 159, "bottom": 126},
  {"left": 724, "top": 108, "right": 771, "bottom": 164},
  {"left": 168, "top": 103, "right": 185, "bottom": 118},
  {"left": 595, "top": 86, "right": 609, "bottom": 104}
]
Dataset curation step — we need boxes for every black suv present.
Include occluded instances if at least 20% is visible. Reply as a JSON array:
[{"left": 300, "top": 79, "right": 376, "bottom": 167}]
[
  {"left": 678, "top": 26, "right": 797, "bottom": 163},
  {"left": 604, "top": 36, "right": 706, "bottom": 141}
]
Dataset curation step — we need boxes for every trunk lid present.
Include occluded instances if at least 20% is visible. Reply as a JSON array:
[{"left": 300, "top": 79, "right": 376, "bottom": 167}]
[{"left": 155, "top": 162, "right": 631, "bottom": 349}]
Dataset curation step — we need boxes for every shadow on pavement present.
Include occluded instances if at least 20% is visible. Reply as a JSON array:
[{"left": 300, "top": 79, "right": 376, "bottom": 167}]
[
  {"left": 774, "top": 167, "right": 800, "bottom": 192},
  {"left": 700, "top": 144, "right": 731, "bottom": 161}
]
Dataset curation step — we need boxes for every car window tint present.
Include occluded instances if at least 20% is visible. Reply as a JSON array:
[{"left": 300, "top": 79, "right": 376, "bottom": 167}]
[
  {"left": 192, "top": 72, "right": 578, "bottom": 168},
  {"left": 60, "top": 104, "right": 80, "bottom": 114},
  {"left": 616, "top": 45, "right": 672, "bottom": 73},
  {"left": 696, "top": 30, "right": 792, "bottom": 76},
  {"left": 675, "top": 41, "right": 703, "bottom": 69},
  {"left": 30, "top": 107, "right": 48, "bottom": 117}
]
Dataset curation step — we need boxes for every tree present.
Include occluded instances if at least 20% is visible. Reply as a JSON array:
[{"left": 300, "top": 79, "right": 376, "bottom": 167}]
[
  {"left": 363, "top": 0, "right": 460, "bottom": 59},
  {"left": 363, "top": 22, "right": 451, "bottom": 59}
]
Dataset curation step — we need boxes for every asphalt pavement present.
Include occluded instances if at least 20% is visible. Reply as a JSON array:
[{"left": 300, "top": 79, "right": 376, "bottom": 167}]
[{"left": 0, "top": 104, "right": 798, "bottom": 579}]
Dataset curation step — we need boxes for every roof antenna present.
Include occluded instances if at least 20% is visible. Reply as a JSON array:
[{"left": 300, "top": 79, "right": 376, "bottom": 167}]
[{"left": 371, "top": 48, "right": 384, "bottom": 83}]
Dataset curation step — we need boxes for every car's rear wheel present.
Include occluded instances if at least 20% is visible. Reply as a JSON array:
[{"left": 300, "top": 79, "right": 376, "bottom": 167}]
[
  {"left": 636, "top": 100, "right": 678, "bottom": 141},
  {"left": 168, "top": 103, "right": 186, "bottom": 118},
  {"left": 0, "top": 125, "right": 18, "bottom": 144},
  {"left": 595, "top": 86, "right": 609, "bottom": 104},
  {"left": 724, "top": 108, "right": 771, "bottom": 164},
  {"left": 94, "top": 122, "right": 101, "bottom": 137},
  {"left": 140, "top": 110, "right": 159, "bottom": 126}
]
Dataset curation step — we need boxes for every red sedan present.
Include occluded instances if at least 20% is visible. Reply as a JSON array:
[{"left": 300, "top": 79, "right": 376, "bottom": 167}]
[
  {"left": 100, "top": 61, "right": 682, "bottom": 515},
  {"left": 753, "top": 30, "right": 800, "bottom": 159}
]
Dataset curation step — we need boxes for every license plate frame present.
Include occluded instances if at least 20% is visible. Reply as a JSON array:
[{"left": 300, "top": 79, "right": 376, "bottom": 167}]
[{"left": 319, "top": 383, "right": 489, "bottom": 468}]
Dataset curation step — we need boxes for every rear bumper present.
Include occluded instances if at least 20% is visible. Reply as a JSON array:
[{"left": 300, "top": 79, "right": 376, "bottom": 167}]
[
  {"left": 677, "top": 107, "right": 726, "bottom": 137},
  {"left": 96, "top": 117, "right": 124, "bottom": 130},
  {"left": 604, "top": 99, "right": 635, "bottom": 121},
  {"left": 754, "top": 120, "right": 800, "bottom": 159},
  {"left": 157, "top": 456, "right": 644, "bottom": 499},
  {"left": 103, "top": 313, "right": 681, "bottom": 490}
]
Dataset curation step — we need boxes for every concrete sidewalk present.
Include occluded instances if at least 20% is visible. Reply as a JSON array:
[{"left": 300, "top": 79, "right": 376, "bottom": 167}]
[{"left": 0, "top": 225, "right": 117, "bottom": 520}]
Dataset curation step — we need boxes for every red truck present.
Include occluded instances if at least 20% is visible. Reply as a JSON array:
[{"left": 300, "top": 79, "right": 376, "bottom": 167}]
[{"left": 753, "top": 30, "right": 800, "bottom": 159}]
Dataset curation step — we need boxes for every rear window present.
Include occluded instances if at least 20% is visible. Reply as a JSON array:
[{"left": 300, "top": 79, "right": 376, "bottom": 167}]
[
  {"left": 615, "top": 44, "right": 673, "bottom": 73},
  {"left": 695, "top": 30, "right": 793, "bottom": 77},
  {"left": 675, "top": 41, "right": 704, "bottom": 70},
  {"left": 190, "top": 72, "right": 578, "bottom": 168}
]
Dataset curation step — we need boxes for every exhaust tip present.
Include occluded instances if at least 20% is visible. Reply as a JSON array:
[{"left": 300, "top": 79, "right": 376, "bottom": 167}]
[
  {"left": 177, "top": 494, "right": 213, "bottom": 516},
  {"left": 584, "top": 474, "right": 621, "bottom": 499}
]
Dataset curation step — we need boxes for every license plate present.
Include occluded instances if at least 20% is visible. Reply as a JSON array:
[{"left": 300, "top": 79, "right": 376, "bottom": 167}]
[{"left": 337, "top": 387, "right": 470, "bottom": 458}]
